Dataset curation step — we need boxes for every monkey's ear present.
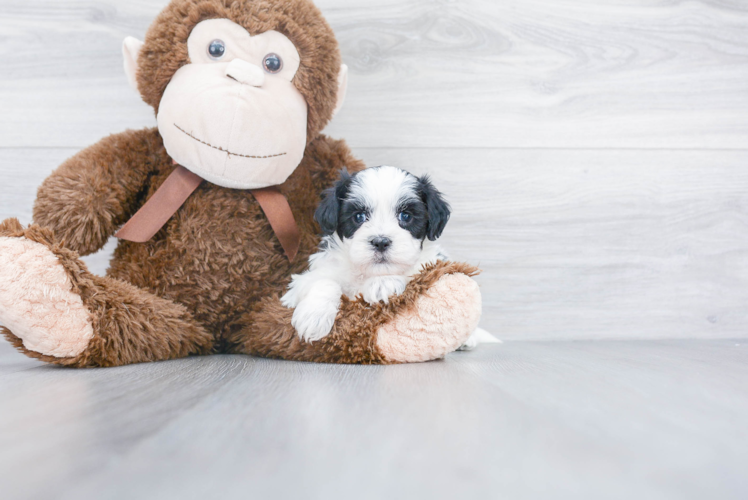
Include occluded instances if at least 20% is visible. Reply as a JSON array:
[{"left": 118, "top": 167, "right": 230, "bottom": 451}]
[
  {"left": 122, "top": 37, "right": 144, "bottom": 92},
  {"left": 331, "top": 64, "right": 349, "bottom": 118}
]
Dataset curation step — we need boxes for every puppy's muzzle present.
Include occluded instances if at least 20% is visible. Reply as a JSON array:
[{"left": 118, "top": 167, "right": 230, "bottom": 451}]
[{"left": 370, "top": 236, "right": 392, "bottom": 252}]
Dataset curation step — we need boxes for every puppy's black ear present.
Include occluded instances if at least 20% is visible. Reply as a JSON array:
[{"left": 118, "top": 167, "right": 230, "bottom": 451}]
[
  {"left": 315, "top": 169, "right": 352, "bottom": 236},
  {"left": 417, "top": 174, "right": 451, "bottom": 241}
]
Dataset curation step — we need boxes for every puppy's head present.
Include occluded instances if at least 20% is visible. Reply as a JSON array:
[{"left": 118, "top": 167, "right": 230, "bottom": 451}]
[{"left": 315, "top": 166, "right": 451, "bottom": 275}]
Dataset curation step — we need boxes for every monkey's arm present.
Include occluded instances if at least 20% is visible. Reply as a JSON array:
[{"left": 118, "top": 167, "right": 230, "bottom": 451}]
[
  {"left": 33, "top": 128, "right": 165, "bottom": 256},
  {"left": 232, "top": 261, "right": 482, "bottom": 364}
]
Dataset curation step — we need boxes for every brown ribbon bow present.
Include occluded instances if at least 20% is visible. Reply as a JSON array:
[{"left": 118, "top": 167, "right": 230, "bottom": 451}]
[{"left": 115, "top": 164, "right": 300, "bottom": 262}]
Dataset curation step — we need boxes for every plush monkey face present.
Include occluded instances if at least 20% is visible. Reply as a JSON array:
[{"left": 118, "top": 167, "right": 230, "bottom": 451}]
[
  {"left": 158, "top": 19, "right": 308, "bottom": 189},
  {"left": 123, "top": 0, "right": 347, "bottom": 190}
]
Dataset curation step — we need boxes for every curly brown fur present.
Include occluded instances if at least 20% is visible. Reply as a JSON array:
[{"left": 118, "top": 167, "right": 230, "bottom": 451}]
[
  {"left": 2, "top": 0, "right": 480, "bottom": 368},
  {"left": 33, "top": 129, "right": 165, "bottom": 256},
  {"left": 102, "top": 131, "right": 365, "bottom": 340},
  {"left": 231, "top": 261, "right": 480, "bottom": 364},
  {"left": 0, "top": 218, "right": 214, "bottom": 367},
  {"left": 10, "top": 130, "right": 366, "bottom": 367},
  {"left": 138, "top": 0, "right": 341, "bottom": 141}
]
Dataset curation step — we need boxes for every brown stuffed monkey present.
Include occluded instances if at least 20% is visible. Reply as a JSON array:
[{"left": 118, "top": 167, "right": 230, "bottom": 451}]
[{"left": 0, "top": 0, "right": 482, "bottom": 368}]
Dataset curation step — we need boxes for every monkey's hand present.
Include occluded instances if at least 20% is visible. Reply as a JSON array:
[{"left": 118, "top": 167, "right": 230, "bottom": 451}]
[
  {"left": 33, "top": 128, "right": 163, "bottom": 256},
  {"left": 362, "top": 275, "right": 407, "bottom": 305}
]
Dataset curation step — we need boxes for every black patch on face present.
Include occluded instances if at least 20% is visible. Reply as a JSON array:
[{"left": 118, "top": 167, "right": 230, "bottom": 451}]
[
  {"left": 415, "top": 174, "right": 451, "bottom": 241},
  {"left": 316, "top": 168, "right": 451, "bottom": 243},
  {"left": 314, "top": 169, "right": 353, "bottom": 237},
  {"left": 396, "top": 198, "right": 429, "bottom": 240},
  {"left": 337, "top": 198, "right": 369, "bottom": 240},
  {"left": 315, "top": 169, "right": 370, "bottom": 240}
]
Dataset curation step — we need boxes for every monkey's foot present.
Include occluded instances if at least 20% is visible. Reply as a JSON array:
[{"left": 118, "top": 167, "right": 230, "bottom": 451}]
[
  {"left": 376, "top": 272, "right": 482, "bottom": 363},
  {"left": 0, "top": 235, "right": 93, "bottom": 358}
]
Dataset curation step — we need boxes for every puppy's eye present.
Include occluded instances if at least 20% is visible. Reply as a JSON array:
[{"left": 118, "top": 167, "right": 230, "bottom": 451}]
[
  {"left": 208, "top": 40, "right": 226, "bottom": 60},
  {"left": 354, "top": 212, "right": 368, "bottom": 224},
  {"left": 398, "top": 212, "right": 412, "bottom": 223},
  {"left": 263, "top": 53, "right": 283, "bottom": 73}
]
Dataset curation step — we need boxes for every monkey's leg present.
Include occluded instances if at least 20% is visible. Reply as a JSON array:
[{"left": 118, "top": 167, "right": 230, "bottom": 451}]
[
  {"left": 0, "top": 219, "right": 214, "bottom": 368},
  {"left": 229, "top": 261, "right": 482, "bottom": 364}
]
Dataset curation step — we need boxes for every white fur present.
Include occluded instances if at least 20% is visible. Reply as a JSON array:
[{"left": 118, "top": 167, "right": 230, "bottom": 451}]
[
  {"left": 342, "top": 167, "right": 427, "bottom": 279},
  {"left": 288, "top": 279, "right": 342, "bottom": 343},
  {"left": 457, "top": 327, "right": 502, "bottom": 351},
  {"left": 283, "top": 166, "right": 498, "bottom": 348},
  {"left": 281, "top": 233, "right": 445, "bottom": 341}
]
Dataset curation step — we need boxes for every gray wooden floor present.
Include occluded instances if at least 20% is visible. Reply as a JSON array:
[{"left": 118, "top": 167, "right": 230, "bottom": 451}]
[
  {"left": 2, "top": 339, "right": 747, "bottom": 500},
  {"left": 1, "top": 1, "right": 748, "bottom": 498}
]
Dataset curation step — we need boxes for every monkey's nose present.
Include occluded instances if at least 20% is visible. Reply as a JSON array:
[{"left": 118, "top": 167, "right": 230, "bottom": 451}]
[{"left": 225, "top": 59, "right": 265, "bottom": 87}]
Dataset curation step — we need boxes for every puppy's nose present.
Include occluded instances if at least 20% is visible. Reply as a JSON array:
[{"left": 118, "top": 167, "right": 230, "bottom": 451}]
[
  {"left": 226, "top": 59, "right": 265, "bottom": 87},
  {"left": 370, "top": 237, "right": 392, "bottom": 252}
]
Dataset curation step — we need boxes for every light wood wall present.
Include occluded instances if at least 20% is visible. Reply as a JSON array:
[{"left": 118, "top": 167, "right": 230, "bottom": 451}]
[{"left": 1, "top": 0, "right": 747, "bottom": 340}]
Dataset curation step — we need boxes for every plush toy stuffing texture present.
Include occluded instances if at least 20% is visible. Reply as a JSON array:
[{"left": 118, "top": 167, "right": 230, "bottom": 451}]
[
  {"left": 0, "top": 236, "right": 93, "bottom": 358},
  {"left": 377, "top": 272, "right": 483, "bottom": 363}
]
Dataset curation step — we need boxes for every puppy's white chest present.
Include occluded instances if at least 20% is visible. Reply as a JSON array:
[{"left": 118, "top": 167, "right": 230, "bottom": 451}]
[{"left": 343, "top": 274, "right": 410, "bottom": 304}]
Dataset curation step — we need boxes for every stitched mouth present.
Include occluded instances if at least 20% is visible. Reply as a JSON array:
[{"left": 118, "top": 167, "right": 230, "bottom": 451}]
[{"left": 174, "top": 124, "right": 287, "bottom": 159}]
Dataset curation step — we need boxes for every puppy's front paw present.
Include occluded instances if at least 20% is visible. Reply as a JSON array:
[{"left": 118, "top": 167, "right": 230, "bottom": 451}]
[
  {"left": 280, "top": 289, "right": 297, "bottom": 308},
  {"left": 291, "top": 296, "right": 340, "bottom": 343},
  {"left": 362, "top": 276, "right": 407, "bottom": 305}
]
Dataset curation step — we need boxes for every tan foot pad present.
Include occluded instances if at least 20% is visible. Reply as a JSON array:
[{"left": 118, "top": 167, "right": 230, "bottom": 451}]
[
  {"left": 376, "top": 273, "right": 482, "bottom": 363},
  {"left": 0, "top": 237, "right": 93, "bottom": 358}
]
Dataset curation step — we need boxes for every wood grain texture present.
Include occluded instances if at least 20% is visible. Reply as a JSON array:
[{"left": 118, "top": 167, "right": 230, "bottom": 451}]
[
  {"left": 357, "top": 148, "right": 748, "bottom": 340},
  {"left": 2, "top": 3, "right": 748, "bottom": 499},
  {"left": 0, "top": 0, "right": 747, "bottom": 148},
  {"left": 1, "top": 339, "right": 747, "bottom": 500}
]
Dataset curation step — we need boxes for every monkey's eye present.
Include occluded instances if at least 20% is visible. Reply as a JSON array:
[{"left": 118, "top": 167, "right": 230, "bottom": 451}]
[
  {"left": 398, "top": 212, "right": 412, "bottom": 223},
  {"left": 354, "top": 212, "right": 368, "bottom": 224},
  {"left": 263, "top": 53, "right": 283, "bottom": 73},
  {"left": 208, "top": 40, "right": 226, "bottom": 60}
]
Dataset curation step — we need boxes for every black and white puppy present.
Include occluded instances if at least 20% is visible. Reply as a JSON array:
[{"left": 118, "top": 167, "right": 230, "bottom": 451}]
[{"left": 282, "top": 166, "right": 497, "bottom": 347}]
